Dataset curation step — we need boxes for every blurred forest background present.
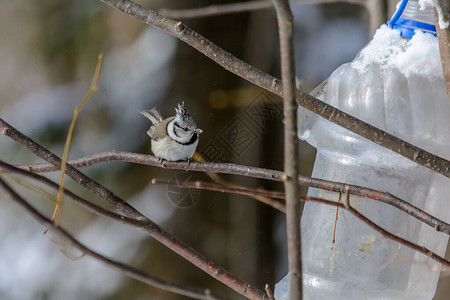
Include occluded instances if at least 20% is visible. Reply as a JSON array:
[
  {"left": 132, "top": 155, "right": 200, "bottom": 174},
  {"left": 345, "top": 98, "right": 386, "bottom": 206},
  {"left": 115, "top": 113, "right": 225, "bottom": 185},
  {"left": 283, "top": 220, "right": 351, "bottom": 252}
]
[{"left": 0, "top": 0, "right": 448, "bottom": 299}]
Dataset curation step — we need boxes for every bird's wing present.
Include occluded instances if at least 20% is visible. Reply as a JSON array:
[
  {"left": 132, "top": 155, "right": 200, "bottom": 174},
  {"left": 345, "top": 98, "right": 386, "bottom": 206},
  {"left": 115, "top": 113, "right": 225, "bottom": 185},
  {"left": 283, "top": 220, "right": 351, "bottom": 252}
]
[{"left": 150, "top": 117, "right": 174, "bottom": 141}]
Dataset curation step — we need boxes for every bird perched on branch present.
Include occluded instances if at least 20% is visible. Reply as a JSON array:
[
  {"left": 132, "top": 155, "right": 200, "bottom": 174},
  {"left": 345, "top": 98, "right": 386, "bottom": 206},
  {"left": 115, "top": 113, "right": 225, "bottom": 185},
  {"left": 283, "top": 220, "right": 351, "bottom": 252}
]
[{"left": 140, "top": 103, "right": 202, "bottom": 162}]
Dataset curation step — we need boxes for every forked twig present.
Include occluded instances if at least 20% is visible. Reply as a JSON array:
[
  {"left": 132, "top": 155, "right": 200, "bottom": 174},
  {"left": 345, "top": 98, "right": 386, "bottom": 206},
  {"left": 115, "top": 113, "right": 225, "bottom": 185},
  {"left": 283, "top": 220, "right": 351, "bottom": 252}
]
[
  {"left": 152, "top": 178, "right": 286, "bottom": 213},
  {"left": 158, "top": 0, "right": 366, "bottom": 19},
  {"left": 12, "top": 151, "right": 450, "bottom": 236},
  {"left": 0, "top": 160, "right": 143, "bottom": 225},
  {"left": 342, "top": 187, "right": 450, "bottom": 268},
  {"left": 0, "top": 119, "right": 266, "bottom": 300},
  {"left": 193, "top": 152, "right": 285, "bottom": 212},
  {"left": 156, "top": 179, "right": 450, "bottom": 268},
  {"left": 100, "top": 0, "right": 450, "bottom": 178},
  {"left": 1, "top": 122, "right": 449, "bottom": 286},
  {"left": 0, "top": 177, "right": 227, "bottom": 300}
]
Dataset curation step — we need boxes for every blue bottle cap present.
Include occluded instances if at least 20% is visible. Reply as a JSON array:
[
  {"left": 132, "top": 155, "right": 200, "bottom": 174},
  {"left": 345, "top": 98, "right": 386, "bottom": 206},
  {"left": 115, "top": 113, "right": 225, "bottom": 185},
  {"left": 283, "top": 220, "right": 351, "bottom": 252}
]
[{"left": 387, "top": 0, "right": 436, "bottom": 38}]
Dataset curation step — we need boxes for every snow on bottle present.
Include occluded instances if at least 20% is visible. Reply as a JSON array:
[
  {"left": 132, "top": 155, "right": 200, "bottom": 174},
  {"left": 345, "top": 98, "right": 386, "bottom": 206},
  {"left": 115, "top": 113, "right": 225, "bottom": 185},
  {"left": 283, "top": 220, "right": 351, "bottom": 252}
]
[{"left": 275, "top": 1, "right": 450, "bottom": 299}]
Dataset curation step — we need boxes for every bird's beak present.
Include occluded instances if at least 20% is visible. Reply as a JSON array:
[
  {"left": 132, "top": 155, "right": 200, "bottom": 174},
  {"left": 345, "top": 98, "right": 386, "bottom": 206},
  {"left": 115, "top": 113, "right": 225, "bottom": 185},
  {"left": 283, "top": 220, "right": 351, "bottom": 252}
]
[{"left": 196, "top": 128, "right": 203, "bottom": 134}]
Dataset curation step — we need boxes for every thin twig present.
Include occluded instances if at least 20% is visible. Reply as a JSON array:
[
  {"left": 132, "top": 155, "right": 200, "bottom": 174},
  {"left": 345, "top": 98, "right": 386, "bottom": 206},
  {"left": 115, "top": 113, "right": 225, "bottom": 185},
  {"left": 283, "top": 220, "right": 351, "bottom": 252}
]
[
  {"left": 14, "top": 158, "right": 449, "bottom": 273},
  {"left": 342, "top": 187, "right": 450, "bottom": 268},
  {"left": 271, "top": 0, "right": 301, "bottom": 298},
  {"left": 154, "top": 178, "right": 333, "bottom": 206},
  {"left": 0, "top": 160, "right": 143, "bottom": 225},
  {"left": 0, "top": 119, "right": 266, "bottom": 300},
  {"left": 152, "top": 178, "right": 286, "bottom": 213},
  {"left": 193, "top": 152, "right": 284, "bottom": 213},
  {"left": 332, "top": 192, "right": 341, "bottom": 244},
  {"left": 13, "top": 151, "right": 450, "bottom": 236},
  {"left": 0, "top": 176, "right": 227, "bottom": 300},
  {"left": 100, "top": 0, "right": 450, "bottom": 178},
  {"left": 2, "top": 159, "right": 286, "bottom": 235},
  {"left": 158, "top": 0, "right": 366, "bottom": 19},
  {"left": 157, "top": 179, "right": 450, "bottom": 268},
  {"left": 159, "top": 1, "right": 272, "bottom": 19},
  {"left": 50, "top": 53, "right": 104, "bottom": 228},
  {"left": 4, "top": 154, "right": 450, "bottom": 275},
  {"left": 265, "top": 284, "right": 275, "bottom": 300}
]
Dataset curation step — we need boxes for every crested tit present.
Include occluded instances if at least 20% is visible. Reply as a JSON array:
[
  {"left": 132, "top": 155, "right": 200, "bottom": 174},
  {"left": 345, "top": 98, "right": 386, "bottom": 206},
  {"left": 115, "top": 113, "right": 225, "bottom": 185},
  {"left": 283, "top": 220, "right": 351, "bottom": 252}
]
[{"left": 140, "top": 103, "right": 202, "bottom": 162}]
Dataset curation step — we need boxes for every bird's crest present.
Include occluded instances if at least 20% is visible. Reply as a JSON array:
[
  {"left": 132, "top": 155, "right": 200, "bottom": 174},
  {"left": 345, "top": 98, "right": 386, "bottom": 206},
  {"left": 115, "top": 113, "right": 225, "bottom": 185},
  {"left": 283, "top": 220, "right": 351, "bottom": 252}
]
[{"left": 175, "top": 102, "right": 196, "bottom": 128}]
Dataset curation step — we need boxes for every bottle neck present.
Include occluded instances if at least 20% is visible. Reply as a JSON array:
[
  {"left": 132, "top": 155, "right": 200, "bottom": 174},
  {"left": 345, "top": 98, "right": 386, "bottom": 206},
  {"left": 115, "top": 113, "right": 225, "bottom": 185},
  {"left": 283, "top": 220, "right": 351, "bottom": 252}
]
[{"left": 387, "top": 0, "right": 436, "bottom": 38}]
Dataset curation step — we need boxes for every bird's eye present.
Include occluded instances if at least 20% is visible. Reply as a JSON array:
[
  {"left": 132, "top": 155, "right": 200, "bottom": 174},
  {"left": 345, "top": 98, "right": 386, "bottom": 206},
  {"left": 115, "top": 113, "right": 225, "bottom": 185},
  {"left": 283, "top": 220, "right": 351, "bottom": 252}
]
[{"left": 183, "top": 128, "right": 188, "bottom": 131}]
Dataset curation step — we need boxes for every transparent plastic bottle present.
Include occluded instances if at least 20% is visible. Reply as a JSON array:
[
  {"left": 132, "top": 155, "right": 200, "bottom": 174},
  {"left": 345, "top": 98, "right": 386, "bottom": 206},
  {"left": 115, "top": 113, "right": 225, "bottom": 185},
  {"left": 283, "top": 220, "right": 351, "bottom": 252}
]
[{"left": 275, "top": 1, "right": 450, "bottom": 299}]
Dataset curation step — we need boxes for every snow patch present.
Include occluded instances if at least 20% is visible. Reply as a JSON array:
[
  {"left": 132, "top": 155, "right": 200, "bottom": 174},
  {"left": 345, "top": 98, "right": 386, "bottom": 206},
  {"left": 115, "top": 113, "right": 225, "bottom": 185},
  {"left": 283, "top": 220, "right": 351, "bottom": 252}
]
[{"left": 352, "top": 25, "right": 443, "bottom": 80}]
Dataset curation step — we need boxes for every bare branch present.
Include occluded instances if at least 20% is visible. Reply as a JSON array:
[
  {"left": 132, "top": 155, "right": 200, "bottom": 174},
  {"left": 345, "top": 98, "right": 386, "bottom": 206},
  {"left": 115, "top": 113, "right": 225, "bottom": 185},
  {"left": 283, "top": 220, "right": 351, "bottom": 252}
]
[
  {"left": 3, "top": 116, "right": 448, "bottom": 290},
  {"left": 152, "top": 178, "right": 286, "bottom": 213},
  {"left": 157, "top": 179, "right": 450, "bottom": 268},
  {"left": 341, "top": 187, "right": 450, "bottom": 268},
  {"left": 159, "top": 1, "right": 272, "bottom": 19},
  {"left": 271, "top": 0, "right": 301, "bottom": 298},
  {"left": 50, "top": 53, "right": 104, "bottom": 227},
  {"left": 1, "top": 122, "right": 143, "bottom": 220},
  {"left": 192, "top": 152, "right": 286, "bottom": 215},
  {"left": 100, "top": 0, "right": 450, "bottom": 178},
  {"left": 265, "top": 284, "right": 275, "bottom": 300},
  {"left": 0, "top": 118, "right": 266, "bottom": 300},
  {"left": 0, "top": 177, "right": 228, "bottom": 300},
  {"left": 158, "top": 0, "right": 366, "bottom": 19},
  {"left": 3, "top": 141, "right": 449, "bottom": 284},
  {"left": 13, "top": 151, "right": 450, "bottom": 236},
  {"left": 0, "top": 160, "right": 140, "bottom": 225},
  {"left": 332, "top": 193, "right": 342, "bottom": 244},
  {"left": 435, "top": 2, "right": 450, "bottom": 97}
]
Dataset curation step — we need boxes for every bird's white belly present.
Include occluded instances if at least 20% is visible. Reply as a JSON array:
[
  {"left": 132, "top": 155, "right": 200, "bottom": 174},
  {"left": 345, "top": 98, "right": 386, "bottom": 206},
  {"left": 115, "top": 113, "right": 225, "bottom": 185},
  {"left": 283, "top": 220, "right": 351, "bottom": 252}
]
[{"left": 151, "top": 138, "right": 198, "bottom": 161}]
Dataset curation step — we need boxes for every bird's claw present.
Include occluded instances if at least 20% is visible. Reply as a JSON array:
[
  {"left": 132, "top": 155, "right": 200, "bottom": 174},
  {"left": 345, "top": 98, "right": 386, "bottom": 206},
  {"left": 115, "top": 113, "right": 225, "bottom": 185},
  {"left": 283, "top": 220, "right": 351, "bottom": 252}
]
[{"left": 158, "top": 157, "right": 167, "bottom": 168}]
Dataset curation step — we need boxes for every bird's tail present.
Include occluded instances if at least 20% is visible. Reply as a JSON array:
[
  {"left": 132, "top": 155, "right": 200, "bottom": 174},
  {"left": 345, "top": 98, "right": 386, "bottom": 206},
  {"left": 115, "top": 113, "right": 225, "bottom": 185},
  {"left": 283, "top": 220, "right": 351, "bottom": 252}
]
[
  {"left": 140, "top": 108, "right": 164, "bottom": 140},
  {"left": 140, "top": 108, "right": 164, "bottom": 124}
]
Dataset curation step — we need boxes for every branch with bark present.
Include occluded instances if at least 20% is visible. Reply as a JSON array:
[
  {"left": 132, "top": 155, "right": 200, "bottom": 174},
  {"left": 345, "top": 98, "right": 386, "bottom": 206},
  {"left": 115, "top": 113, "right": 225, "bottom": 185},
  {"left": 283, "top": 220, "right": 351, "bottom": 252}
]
[
  {"left": 435, "top": 1, "right": 450, "bottom": 96},
  {"left": 271, "top": 0, "right": 302, "bottom": 298},
  {"left": 100, "top": 0, "right": 450, "bottom": 178},
  {"left": 0, "top": 176, "right": 227, "bottom": 300},
  {"left": 11, "top": 150, "right": 450, "bottom": 236},
  {"left": 158, "top": 0, "right": 366, "bottom": 19},
  {"left": 3, "top": 153, "right": 450, "bottom": 283},
  {"left": 152, "top": 178, "right": 286, "bottom": 213},
  {"left": 2, "top": 1, "right": 449, "bottom": 298},
  {"left": 0, "top": 118, "right": 267, "bottom": 300},
  {"left": 2, "top": 121, "right": 450, "bottom": 297},
  {"left": 153, "top": 178, "right": 450, "bottom": 269}
]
